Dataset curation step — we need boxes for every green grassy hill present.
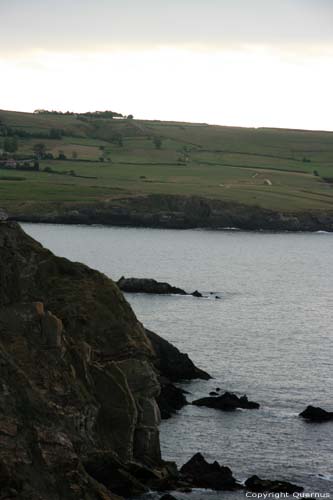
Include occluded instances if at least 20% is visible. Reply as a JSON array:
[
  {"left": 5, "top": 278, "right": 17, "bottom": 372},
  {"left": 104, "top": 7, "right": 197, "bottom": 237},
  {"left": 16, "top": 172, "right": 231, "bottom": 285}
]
[{"left": 1, "top": 109, "right": 333, "bottom": 215}]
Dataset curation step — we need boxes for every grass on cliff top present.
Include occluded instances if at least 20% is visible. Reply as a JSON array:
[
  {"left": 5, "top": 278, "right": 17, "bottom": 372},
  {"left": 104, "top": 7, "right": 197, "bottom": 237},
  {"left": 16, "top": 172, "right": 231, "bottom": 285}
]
[{"left": 1, "top": 109, "right": 333, "bottom": 213}]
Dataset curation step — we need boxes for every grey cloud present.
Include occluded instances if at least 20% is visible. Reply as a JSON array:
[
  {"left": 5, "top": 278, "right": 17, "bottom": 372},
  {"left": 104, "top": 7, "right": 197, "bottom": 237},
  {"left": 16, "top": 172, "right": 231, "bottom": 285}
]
[{"left": 1, "top": 0, "right": 333, "bottom": 53}]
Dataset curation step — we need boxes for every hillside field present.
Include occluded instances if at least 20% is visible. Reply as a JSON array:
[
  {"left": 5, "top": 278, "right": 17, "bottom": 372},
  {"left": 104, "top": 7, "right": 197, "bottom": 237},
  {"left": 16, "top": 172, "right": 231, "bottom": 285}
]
[{"left": 1, "top": 109, "right": 333, "bottom": 214}]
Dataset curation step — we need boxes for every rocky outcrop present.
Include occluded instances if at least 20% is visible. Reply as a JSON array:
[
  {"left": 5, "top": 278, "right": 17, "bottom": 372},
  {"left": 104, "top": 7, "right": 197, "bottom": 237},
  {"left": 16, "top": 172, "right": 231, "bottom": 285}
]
[
  {"left": 145, "top": 329, "right": 210, "bottom": 419},
  {"left": 146, "top": 329, "right": 210, "bottom": 382},
  {"left": 180, "top": 453, "right": 240, "bottom": 491},
  {"left": 192, "top": 392, "right": 260, "bottom": 411},
  {"left": 146, "top": 329, "right": 211, "bottom": 419},
  {"left": 245, "top": 475, "right": 303, "bottom": 493},
  {"left": 299, "top": 405, "right": 333, "bottom": 422},
  {"left": 0, "top": 221, "right": 173, "bottom": 499},
  {"left": 9, "top": 194, "right": 333, "bottom": 231},
  {"left": 156, "top": 378, "right": 188, "bottom": 420},
  {"left": 117, "top": 277, "right": 202, "bottom": 297}
]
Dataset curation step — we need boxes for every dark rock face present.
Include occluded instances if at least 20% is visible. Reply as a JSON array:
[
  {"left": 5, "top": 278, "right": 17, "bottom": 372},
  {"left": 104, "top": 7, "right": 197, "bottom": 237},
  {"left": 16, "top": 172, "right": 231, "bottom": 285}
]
[
  {"left": 0, "top": 222, "right": 169, "bottom": 499},
  {"left": 299, "top": 405, "right": 333, "bottom": 422},
  {"left": 146, "top": 329, "right": 211, "bottom": 382},
  {"left": 180, "top": 453, "right": 240, "bottom": 491},
  {"left": 145, "top": 329, "right": 210, "bottom": 419},
  {"left": 192, "top": 392, "right": 260, "bottom": 411},
  {"left": 11, "top": 194, "right": 333, "bottom": 232},
  {"left": 118, "top": 277, "right": 187, "bottom": 295},
  {"left": 156, "top": 378, "right": 188, "bottom": 419},
  {"left": 245, "top": 475, "right": 303, "bottom": 493}
]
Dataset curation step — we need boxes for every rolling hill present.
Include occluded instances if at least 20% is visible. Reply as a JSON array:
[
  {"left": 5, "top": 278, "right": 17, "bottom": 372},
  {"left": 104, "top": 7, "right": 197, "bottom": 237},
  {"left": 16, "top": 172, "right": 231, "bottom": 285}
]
[{"left": 1, "top": 109, "right": 333, "bottom": 229}]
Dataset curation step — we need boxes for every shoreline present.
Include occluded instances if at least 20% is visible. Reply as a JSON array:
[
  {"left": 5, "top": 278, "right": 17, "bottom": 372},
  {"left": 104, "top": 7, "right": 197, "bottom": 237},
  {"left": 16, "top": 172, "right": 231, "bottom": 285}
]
[
  {"left": 8, "top": 194, "right": 333, "bottom": 232},
  {"left": 18, "top": 219, "right": 333, "bottom": 234}
]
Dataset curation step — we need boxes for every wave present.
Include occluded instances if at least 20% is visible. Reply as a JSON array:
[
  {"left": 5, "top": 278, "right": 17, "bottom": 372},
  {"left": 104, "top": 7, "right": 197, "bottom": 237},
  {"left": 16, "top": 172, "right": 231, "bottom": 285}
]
[{"left": 315, "top": 473, "right": 333, "bottom": 482}]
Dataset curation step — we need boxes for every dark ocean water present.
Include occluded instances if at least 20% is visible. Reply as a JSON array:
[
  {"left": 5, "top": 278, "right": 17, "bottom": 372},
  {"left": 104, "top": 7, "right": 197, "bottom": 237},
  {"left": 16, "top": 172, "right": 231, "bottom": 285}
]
[{"left": 22, "top": 223, "right": 333, "bottom": 499}]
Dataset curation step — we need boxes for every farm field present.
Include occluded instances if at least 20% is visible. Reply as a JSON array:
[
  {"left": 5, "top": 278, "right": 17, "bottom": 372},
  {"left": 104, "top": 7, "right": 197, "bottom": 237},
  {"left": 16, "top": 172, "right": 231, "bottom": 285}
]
[{"left": 1, "top": 109, "right": 333, "bottom": 214}]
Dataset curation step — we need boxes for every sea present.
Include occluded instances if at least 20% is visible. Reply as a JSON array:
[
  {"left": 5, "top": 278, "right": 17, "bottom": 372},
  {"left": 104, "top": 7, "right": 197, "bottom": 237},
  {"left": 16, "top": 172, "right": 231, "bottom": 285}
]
[{"left": 21, "top": 223, "right": 333, "bottom": 499}]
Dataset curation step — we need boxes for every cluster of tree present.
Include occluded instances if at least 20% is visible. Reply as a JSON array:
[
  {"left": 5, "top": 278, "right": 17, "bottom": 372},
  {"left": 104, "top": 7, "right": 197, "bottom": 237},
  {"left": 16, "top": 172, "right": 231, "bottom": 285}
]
[
  {"left": 34, "top": 109, "right": 125, "bottom": 120},
  {"left": 34, "top": 109, "right": 75, "bottom": 115},
  {"left": 32, "top": 143, "right": 67, "bottom": 160},
  {"left": 80, "top": 110, "right": 123, "bottom": 119}
]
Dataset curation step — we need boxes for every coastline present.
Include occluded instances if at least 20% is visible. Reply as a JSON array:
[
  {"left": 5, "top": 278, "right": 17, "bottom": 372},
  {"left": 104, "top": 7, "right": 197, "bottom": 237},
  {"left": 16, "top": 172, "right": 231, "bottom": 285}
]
[{"left": 8, "top": 194, "right": 333, "bottom": 232}]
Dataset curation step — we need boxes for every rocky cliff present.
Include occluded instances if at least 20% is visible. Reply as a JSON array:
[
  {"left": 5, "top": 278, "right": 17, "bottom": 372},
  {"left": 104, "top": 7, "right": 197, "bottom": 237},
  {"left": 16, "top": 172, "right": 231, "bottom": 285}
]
[
  {"left": 9, "top": 194, "right": 333, "bottom": 231},
  {"left": 0, "top": 221, "right": 171, "bottom": 499}
]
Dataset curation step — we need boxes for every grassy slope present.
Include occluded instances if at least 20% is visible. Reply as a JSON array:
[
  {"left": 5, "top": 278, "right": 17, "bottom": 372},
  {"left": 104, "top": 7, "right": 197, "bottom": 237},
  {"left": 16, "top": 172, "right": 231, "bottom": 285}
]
[{"left": 1, "top": 109, "right": 333, "bottom": 213}]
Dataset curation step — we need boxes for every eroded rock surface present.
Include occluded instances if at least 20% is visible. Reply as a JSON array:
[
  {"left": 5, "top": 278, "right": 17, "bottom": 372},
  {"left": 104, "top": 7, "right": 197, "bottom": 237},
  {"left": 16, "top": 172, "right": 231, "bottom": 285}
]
[
  {"left": 146, "top": 329, "right": 210, "bottom": 419},
  {"left": 0, "top": 222, "right": 168, "bottom": 499},
  {"left": 146, "top": 329, "right": 210, "bottom": 382}
]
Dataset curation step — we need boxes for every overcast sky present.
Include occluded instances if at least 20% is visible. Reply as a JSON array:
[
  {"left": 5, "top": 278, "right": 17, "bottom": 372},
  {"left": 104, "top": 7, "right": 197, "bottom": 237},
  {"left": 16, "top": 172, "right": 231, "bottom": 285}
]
[{"left": 1, "top": 0, "right": 333, "bottom": 129}]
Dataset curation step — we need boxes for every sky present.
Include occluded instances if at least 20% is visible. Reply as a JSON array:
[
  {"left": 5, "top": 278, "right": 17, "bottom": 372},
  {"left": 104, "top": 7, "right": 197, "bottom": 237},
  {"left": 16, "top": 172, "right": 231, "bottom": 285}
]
[{"left": 1, "top": 0, "right": 333, "bottom": 130}]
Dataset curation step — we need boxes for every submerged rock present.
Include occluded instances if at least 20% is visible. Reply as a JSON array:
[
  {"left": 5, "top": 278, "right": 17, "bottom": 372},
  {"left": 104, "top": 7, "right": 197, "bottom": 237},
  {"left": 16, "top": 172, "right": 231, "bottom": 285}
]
[
  {"left": 180, "top": 453, "right": 240, "bottom": 490},
  {"left": 192, "top": 392, "right": 260, "bottom": 411},
  {"left": 245, "top": 475, "right": 303, "bottom": 493},
  {"left": 299, "top": 405, "right": 333, "bottom": 422}
]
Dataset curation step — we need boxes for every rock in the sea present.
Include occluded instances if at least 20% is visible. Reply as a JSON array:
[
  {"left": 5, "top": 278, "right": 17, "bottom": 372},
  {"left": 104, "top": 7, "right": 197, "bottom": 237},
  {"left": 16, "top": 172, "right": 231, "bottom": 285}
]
[
  {"left": 118, "top": 277, "right": 204, "bottom": 297},
  {"left": 299, "top": 405, "right": 333, "bottom": 422},
  {"left": 245, "top": 475, "right": 303, "bottom": 493},
  {"left": 160, "top": 495, "right": 178, "bottom": 500},
  {"left": 118, "top": 277, "right": 188, "bottom": 295},
  {"left": 0, "top": 221, "right": 185, "bottom": 499},
  {"left": 180, "top": 453, "right": 240, "bottom": 490},
  {"left": 192, "top": 392, "right": 260, "bottom": 411}
]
